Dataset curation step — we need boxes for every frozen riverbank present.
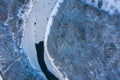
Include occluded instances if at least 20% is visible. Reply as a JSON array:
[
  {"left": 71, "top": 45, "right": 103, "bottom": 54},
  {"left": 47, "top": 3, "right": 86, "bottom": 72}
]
[
  {"left": 44, "top": 0, "right": 69, "bottom": 80},
  {"left": 22, "top": 0, "right": 57, "bottom": 71}
]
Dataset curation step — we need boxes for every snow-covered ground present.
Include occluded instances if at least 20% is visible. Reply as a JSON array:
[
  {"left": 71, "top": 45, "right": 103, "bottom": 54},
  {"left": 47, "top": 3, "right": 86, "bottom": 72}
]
[
  {"left": 0, "top": 74, "right": 3, "bottom": 80},
  {"left": 22, "top": 0, "right": 120, "bottom": 79},
  {"left": 22, "top": 0, "right": 58, "bottom": 71},
  {"left": 81, "top": 0, "right": 120, "bottom": 15},
  {"left": 22, "top": 10, "right": 41, "bottom": 71},
  {"left": 44, "top": 0, "right": 69, "bottom": 80},
  {"left": 34, "top": 0, "right": 58, "bottom": 43}
]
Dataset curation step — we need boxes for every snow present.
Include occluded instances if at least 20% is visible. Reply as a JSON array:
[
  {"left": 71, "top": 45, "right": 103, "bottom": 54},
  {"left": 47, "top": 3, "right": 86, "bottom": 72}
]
[
  {"left": 21, "top": 0, "right": 120, "bottom": 79},
  {"left": 44, "top": 0, "right": 69, "bottom": 80},
  {"left": 0, "top": 74, "right": 3, "bottom": 80},
  {"left": 22, "top": 10, "right": 41, "bottom": 71},
  {"left": 22, "top": 0, "right": 58, "bottom": 72},
  {"left": 82, "top": 0, "right": 120, "bottom": 15},
  {"left": 101, "top": 0, "right": 120, "bottom": 14},
  {"left": 34, "top": 0, "right": 58, "bottom": 43},
  {"left": 24, "top": 0, "right": 58, "bottom": 44},
  {"left": 22, "top": 0, "right": 41, "bottom": 71}
]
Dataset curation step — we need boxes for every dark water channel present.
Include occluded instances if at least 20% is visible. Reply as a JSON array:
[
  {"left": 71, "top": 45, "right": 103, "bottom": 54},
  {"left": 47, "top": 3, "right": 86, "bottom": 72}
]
[{"left": 35, "top": 41, "right": 58, "bottom": 80}]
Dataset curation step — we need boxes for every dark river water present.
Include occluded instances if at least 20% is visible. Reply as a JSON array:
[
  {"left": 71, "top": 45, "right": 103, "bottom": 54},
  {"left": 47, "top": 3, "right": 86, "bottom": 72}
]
[{"left": 35, "top": 41, "right": 58, "bottom": 80}]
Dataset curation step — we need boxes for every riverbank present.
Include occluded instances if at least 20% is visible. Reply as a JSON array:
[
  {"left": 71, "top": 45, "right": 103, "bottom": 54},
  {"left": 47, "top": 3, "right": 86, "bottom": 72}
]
[
  {"left": 22, "top": 0, "right": 57, "bottom": 71},
  {"left": 44, "top": 0, "right": 69, "bottom": 80}
]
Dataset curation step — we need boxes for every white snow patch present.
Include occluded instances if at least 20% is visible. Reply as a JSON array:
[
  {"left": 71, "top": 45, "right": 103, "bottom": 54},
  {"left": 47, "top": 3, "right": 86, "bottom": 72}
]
[
  {"left": 0, "top": 74, "right": 3, "bottom": 80},
  {"left": 102, "top": 0, "right": 120, "bottom": 14}
]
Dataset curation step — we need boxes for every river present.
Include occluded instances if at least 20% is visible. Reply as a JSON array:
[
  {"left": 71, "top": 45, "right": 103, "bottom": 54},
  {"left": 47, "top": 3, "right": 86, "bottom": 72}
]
[{"left": 35, "top": 41, "right": 58, "bottom": 80}]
